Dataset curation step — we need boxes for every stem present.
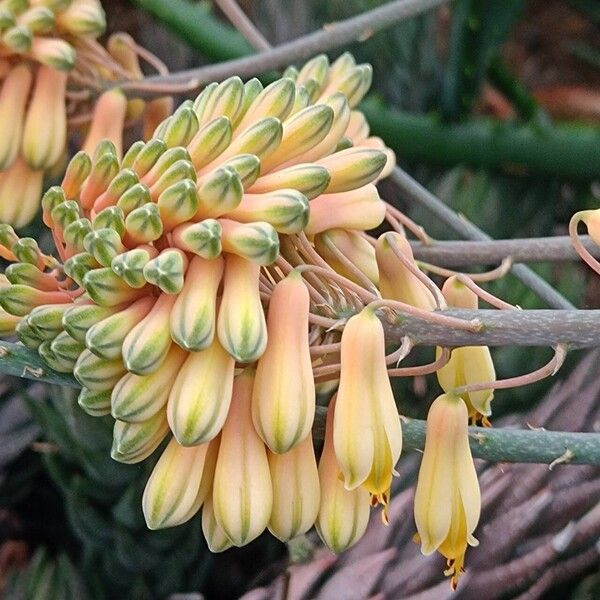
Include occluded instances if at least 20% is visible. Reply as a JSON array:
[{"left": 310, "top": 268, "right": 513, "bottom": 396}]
[
  {"left": 121, "top": 0, "right": 450, "bottom": 96},
  {"left": 389, "top": 167, "right": 576, "bottom": 310},
  {"left": 311, "top": 407, "right": 600, "bottom": 465},
  {"left": 410, "top": 236, "right": 600, "bottom": 266},
  {"left": 363, "top": 101, "right": 600, "bottom": 180},
  {"left": 214, "top": 0, "right": 271, "bottom": 51}
]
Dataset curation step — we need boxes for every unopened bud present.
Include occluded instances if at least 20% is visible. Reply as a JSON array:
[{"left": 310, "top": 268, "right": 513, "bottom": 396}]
[
  {"left": 111, "top": 246, "right": 158, "bottom": 288},
  {"left": 187, "top": 116, "right": 232, "bottom": 170},
  {"left": 171, "top": 219, "right": 222, "bottom": 259},
  {"left": 249, "top": 163, "right": 330, "bottom": 200},
  {"left": 111, "top": 411, "right": 169, "bottom": 464},
  {"left": 195, "top": 166, "right": 243, "bottom": 218},
  {"left": 219, "top": 219, "right": 279, "bottom": 265},
  {"left": 73, "top": 348, "right": 126, "bottom": 391},
  {"left": 78, "top": 387, "right": 112, "bottom": 417}
]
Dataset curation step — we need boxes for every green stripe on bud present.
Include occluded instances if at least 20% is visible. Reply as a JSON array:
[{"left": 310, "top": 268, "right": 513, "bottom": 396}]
[
  {"left": 3, "top": 25, "right": 32, "bottom": 52},
  {"left": 161, "top": 100, "right": 199, "bottom": 148},
  {"left": 121, "top": 140, "right": 145, "bottom": 169},
  {"left": 196, "top": 166, "right": 243, "bottom": 218},
  {"left": 187, "top": 116, "right": 232, "bottom": 170},
  {"left": 0, "top": 285, "right": 70, "bottom": 317},
  {"left": 63, "top": 252, "right": 99, "bottom": 288},
  {"left": 121, "top": 292, "right": 176, "bottom": 375},
  {"left": 111, "top": 246, "right": 158, "bottom": 288},
  {"left": 217, "top": 254, "right": 267, "bottom": 363},
  {"left": 124, "top": 203, "right": 163, "bottom": 245},
  {"left": 63, "top": 303, "right": 121, "bottom": 343},
  {"left": 93, "top": 170, "right": 138, "bottom": 212},
  {"left": 261, "top": 104, "right": 333, "bottom": 171},
  {"left": 38, "top": 340, "right": 76, "bottom": 373},
  {"left": 51, "top": 200, "right": 80, "bottom": 232},
  {"left": 170, "top": 255, "right": 223, "bottom": 351},
  {"left": 142, "top": 248, "right": 187, "bottom": 294},
  {"left": 16, "top": 318, "right": 43, "bottom": 350},
  {"left": 131, "top": 138, "right": 167, "bottom": 178},
  {"left": 249, "top": 164, "right": 330, "bottom": 200},
  {"left": 79, "top": 152, "right": 120, "bottom": 210},
  {"left": 5, "top": 263, "right": 60, "bottom": 291},
  {"left": 85, "top": 295, "right": 155, "bottom": 360},
  {"left": 235, "top": 78, "right": 295, "bottom": 131},
  {"left": 83, "top": 228, "right": 125, "bottom": 267},
  {"left": 17, "top": 7, "right": 55, "bottom": 34},
  {"left": 111, "top": 344, "right": 187, "bottom": 423},
  {"left": 73, "top": 348, "right": 126, "bottom": 390},
  {"left": 12, "top": 237, "right": 43, "bottom": 267},
  {"left": 141, "top": 146, "right": 191, "bottom": 187},
  {"left": 111, "top": 412, "right": 169, "bottom": 464},
  {"left": 171, "top": 219, "right": 222, "bottom": 259},
  {"left": 41, "top": 186, "right": 65, "bottom": 227},
  {"left": 93, "top": 206, "right": 125, "bottom": 237},
  {"left": 219, "top": 219, "right": 279, "bottom": 265},
  {"left": 78, "top": 387, "right": 112, "bottom": 417},
  {"left": 157, "top": 179, "right": 198, "bottom": 231},
  {"left": 116, "top": 182, "right": 151, "bottom": 215},
  {"left": 83, "top": 267, "right": 146, "bottom": 306},
  {"left": 218, "top": 116, "right": 282, "bottom": 163},
  {"left": 63, "top": 218, "right": 93, "bottom": 254}
]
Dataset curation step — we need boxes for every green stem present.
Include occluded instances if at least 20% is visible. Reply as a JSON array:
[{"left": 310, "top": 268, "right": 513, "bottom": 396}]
[
  {"left": 131, "top": 0, "right": 253, "bottom": 61},
  {"left": 362, "top": 99, "right": 600, "bottom": 179}
]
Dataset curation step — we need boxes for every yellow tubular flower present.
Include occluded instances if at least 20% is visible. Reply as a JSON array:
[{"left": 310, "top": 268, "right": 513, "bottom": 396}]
[
  {"left": 142, "top": 436, "right": 210, "bottom": 530},
  {"left": 212, "top": 369, "right": 272, "bottom": 547},
  {"left": 316, "top": 398, "right": 370, "bottom": 553},
  {"left": 436, "top": 277, "right": 496, "bottom": 421},
  {"left": 252, "top": 270, "right": 315, "bottom": 453},
  {"left": 268, "top": 434, "right": 320, "bottom": 542},
  {"left": 414, "top": 393, "right": 480, "bottom": 590},
  {"left": 333, "top": 307, "right": 402, "bottom": 515}
]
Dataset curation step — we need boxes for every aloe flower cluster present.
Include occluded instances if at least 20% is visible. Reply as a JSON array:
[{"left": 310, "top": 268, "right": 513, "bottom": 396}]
[{"left": 0, "top": 53, "right": 496, "bottom": 587}]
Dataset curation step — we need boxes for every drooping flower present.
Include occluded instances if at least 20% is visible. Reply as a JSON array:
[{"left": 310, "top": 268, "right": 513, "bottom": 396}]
[
  {"left": 414, "top": 393, "right": 481, "bottom": 589},
  {"left": 333, "top": 306, "right": 402, "bottom": 516}
]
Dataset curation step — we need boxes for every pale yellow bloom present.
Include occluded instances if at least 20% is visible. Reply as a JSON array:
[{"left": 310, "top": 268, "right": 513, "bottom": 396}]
[
  {"left": 316, "top": 398, "right": 370, "bottom": 553},
  {"left": 333, "top": 307, "right": 402, "bottom": 513},
  {"left": 414, "top": 393, "right": 481, "bottom": 589}
]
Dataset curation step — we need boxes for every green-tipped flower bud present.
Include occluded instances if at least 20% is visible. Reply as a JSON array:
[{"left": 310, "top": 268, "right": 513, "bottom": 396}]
[
  {"left": 196, "top": 166, "right": 243, "bottom": 218},
  {"left": 5, "top": 263, "right": 60, "bottom": 291},
  {"left": 28, "top": 303, "right": 72, "bottom": 339},
  {"left": 167, "top": 336, "right": 234, "bottom": 446},
  {"left": 83, "top": 267, "right": 146, "bottom": 306},
  {"left": 73, "top": 348, "right": 126, "bottom": 390},
  {"left": 121, "top": 140, "right": 145, "bottom": 169},
  {"left": 121, "top": 292, "right": 176, "bottom": 375},
  {"left": 55, "top": 0, "right": 106, "bottom": 36},
  {"left": 317, "top": 147, "right": 386, "bottom": 193},
  {"left": 124, "top": 203, "right": 163, "bottom": 245},
  {"left": 63, "top": 252, "right": 99, "bottom": 287},
  {"left": 142, "top": 437, "right": 211, "bottom": 530},
  {"left": 157, "top": 179, "right": 199, "bottom": 231},
  {"left": 12, "top": 237, "right": 43, "bottom": 267},
  {"left": 78, "top": 387, "right": 112, "bottom": 417},
  {"left": 225, "top": 190, "right": 309, "bottom": 234},
  {"left": 50, "top": 330, "right": 85, "bottom": 363},
  {"left": 235, "top": 78, "right": 295, "bottom": 131},
  {"left": 149, "top": 159, "right": 196, "bottom": 200},
  {"left": 214, "top": 116, "right": 282, "bottom": 164},
  {"left": 220, "top": 154, "right": 261, "bottom": 189},
  {"left": 41, "top": 186, "right": 66, "bottom": 227},
  {"left": 199, "top": 76, "right": 244, "bottom": 125},
  {"left": 219, "top": 219, "right": 279, "bottom": 265},
  {"left": 111, "top": 246, "right": 158, "bottom": 288},
  {"left": 93, "top": 170, "right": 137, "bottom": 213},
  {"left": 79, "top": 152, "right": 120, "bottom": 210},
  {"left": 92, "top": 206, "right": 125, "bottom": 236},
  {"left": 187, "top": 116, "right": 232, "bottom": 170},
  {"left": 85, "top": 295, "right": 155, "bottom": 360},
  {"left": 3, "top": 25, "right": 32, "bottom": 52},
  {"left": 62, "top": 302, "right": 120, "bottom": 342},
  {"left": 131, "top": 138, "right": 167, "bottom": 178},
  {"left": 217, "top": 254, "right": 267, "bottom": 363},
  {"left": 142, "top": 248, "right": 187, "bottom": 294},
  {"left": 16, "top": 318, "right": 43, "bottom": 350},
  {"left": 83, "top": 228, "right": 125, "bottom": 267},
  {"left": 231, "top": 77, "right": 262, "bottom": 128},
  {"left": 111, "top": 412, "right": 169, "bottom": 464},
  {"left": 0, "top": 285, "right": 70, "bottom": 317},
  {"left": 63, "top": 218, "right": 93, "bottom": 253},
  {"left": 261, "top": 104, "right": 333, "bottom": 172},
  {"left": 111, "top": 344, "right": 187, "bottom": 423},
  {"left": 161, "top": 101, "right": 199, "bottom": 148},
  {"left": 170, "top": 255, "right": 223, "bottom": 351},
  {"left": 249, "top": 164, "right": 330, "bottom": 200},
  {"left": 51, "top": 200, "right": 80, "bottom": 232},
  {"left": 141, "top": 146, "right": 191, "bottom": 187},
  {"left": 116, "top": 182, "right": 151, "bottom": 215},
  {"left": 171, "top": 219, "right": 222, "bottom": 259},
  {"left": 38, "top": 340, "right": 76, "bottom": 373}
]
